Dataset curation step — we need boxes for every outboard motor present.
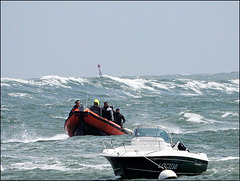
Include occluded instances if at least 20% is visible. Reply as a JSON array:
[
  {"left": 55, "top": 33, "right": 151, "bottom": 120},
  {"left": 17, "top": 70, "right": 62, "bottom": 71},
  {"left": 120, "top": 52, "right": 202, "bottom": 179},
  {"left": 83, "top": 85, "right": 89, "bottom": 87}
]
[
  {"left": 178, "top": 142, "right": 187, "bottom": 151},
  {"left": 172, "top": 141, "right": 190, "bottom": 152}
]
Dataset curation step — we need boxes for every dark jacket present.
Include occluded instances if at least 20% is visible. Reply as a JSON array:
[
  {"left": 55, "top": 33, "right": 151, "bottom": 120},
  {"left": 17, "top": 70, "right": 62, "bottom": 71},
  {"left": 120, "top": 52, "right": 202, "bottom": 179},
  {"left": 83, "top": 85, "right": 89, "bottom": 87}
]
[
  {"left": 69, "top": 105, "right": 78, "bottom": 117},
  {"left": 114, "top": 112, "right": 126, "bottom": 126},
  {"left": 102, "top": 106, "right": 114, "bottom": 121},
  {"left": 90, "top": 105, "right": 102, "bottom": 116}
]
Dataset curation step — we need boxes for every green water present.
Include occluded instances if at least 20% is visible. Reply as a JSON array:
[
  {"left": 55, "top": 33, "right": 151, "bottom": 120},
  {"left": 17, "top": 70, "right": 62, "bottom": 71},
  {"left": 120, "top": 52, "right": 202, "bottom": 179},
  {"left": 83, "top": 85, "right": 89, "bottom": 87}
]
[{"left": 1, "top": 72, "right": 239, "bottom": 180}]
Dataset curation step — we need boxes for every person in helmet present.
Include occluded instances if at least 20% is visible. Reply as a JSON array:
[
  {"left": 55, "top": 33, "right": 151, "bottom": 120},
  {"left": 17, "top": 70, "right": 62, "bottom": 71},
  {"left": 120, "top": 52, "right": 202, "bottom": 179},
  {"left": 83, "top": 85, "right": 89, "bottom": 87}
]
[{"left": 90, "top": 99, "right": 102, "bottom": 116}]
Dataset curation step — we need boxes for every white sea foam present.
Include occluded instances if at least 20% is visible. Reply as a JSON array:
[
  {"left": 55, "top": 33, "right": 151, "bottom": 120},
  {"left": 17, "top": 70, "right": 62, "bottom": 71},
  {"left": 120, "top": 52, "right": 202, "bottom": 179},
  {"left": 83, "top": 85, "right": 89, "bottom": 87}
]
[
  {"left": 221, "top": 112, "right": 239, "bottom": 118},
  {"left": 180, "top": 93, "right": 199, "bottom": 96},
  {"left": 180, "top": 112, "right": 216, "bottom": 124},
  {"left": 171, "top": 127, "right": 238, "bottom": 135},
  {"left": 1, "top": 105, "right": 10, "bottom": 111},
  {"left": 1, "top": 75, "right": 87, "bottom": 88},
  {"left": 162, "top": 126, "right": 186, "bottom": 134},
  {"left": 67, "top": 77, "right": 86, "bottom": 85},
  {"left": 1, "top": 82, "right": 10, "bottom": 87},
  {"left": 3, "top": 134, "right": 69, "bottom": 144},
  {"left": 206, "top": 81, "right": 239, "bottom": 93},
  {"left": 150, "top": 81, "right": 173, "bottom": 90},
  {"left": 219, "top": 156, "right": 239, "bottom": 161},
  {"left": 41, "top": 75, "right": 73, "bottom": 88},
  {"left": 8, "top": 93, "right": 33, "bottom": 99},
  {"left": 210, "top": 156, "right": 239, "bottom": 161},
  {"left": 180, "top": 112, "right": 206, "bottom": 123},
  {"left": 207, "top": 127, "right": 239, "bottom": 132},
  {"left": 51, "top": 115, "right": 67, "bottom": 120},
  {"left": 11, "top": 162, "right": 111, "bottom": 172},
  {"left": 11, "top": 161, "right": 70, "bottom": 171},
  {"left": 1, "top": 165, "right": 3, "bottom": 171},
  {"left": 1, "top": 78, "right": 35, "bottom": 85},
  {"left": 79, "top": 163, "right": 110, "bottom": 170},
  {"left": 229, "top": 79, "right": 239, "bottom": 85},
  {"left": 185, "top": 80, "right": 204, "bottom": 95},
  {"left": 178, "top": 79, "right": 239, "bottom": 95},
  {"left": 40, "top": 134, "right": 69, "bottom": 141},
  {"left": 122, "top": 91, "right": 142, "bottom": 98},
  {"left": 104, "top": 75, "right": 154, "bottom": 91}
]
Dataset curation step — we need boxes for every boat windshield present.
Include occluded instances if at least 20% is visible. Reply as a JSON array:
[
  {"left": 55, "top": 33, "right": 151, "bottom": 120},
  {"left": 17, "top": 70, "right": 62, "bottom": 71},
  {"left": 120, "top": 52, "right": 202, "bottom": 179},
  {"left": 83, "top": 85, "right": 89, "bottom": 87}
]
[{"left": 134, "top": 127, "right": 170, "bottom": 142}]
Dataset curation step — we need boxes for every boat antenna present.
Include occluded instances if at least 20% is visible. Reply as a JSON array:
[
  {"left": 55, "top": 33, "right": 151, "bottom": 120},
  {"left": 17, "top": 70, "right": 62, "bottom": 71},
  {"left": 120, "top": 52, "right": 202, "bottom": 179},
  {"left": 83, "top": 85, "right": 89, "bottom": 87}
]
[
  {"left": 98, "top": 64, "right": 102, "bottom": 76},
  {"left": 85, "top": 79, "right": 90, "bottom": 106}
]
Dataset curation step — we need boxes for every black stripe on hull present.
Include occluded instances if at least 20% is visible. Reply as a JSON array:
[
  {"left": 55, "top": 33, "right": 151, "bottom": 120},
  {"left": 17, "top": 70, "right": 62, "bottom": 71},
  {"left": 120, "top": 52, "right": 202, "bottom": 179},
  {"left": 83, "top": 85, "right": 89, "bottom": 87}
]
[{"left": 105, "top": 156, "right": 208, "bottom": 179}]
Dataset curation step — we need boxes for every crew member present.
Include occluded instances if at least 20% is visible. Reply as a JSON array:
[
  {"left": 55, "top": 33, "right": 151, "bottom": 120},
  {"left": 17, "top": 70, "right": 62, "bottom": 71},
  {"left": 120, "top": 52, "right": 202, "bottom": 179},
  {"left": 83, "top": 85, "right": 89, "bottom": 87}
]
[
  {"left": 114, "top": 108, "right": 126, "bottom": 127},
  {"left": 102, "top": 102, "right": 114, "bottom": 121},
  {"left": 90, "top": 99, "right": 101, "bottom": 116},
  {"left": 69, "top": 100, "right": 80, "bottom": 117}
]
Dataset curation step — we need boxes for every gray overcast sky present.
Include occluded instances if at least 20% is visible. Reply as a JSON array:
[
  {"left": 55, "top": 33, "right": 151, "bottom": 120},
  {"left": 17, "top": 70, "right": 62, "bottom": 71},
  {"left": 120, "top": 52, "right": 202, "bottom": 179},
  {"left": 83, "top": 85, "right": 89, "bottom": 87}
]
[{"left": 1, "top": 1, "right": 239, "bottom": 79}]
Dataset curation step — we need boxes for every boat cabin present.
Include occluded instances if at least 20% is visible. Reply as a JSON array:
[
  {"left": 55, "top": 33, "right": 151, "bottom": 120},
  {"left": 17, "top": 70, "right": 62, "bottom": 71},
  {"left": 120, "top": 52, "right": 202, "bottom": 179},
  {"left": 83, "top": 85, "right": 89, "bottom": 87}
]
[
  {"left": 131, "top": 126, "right": 173, "bottom": 150},
  {"left": 134, "top": 126, "right": 171, "bottom": 141}
]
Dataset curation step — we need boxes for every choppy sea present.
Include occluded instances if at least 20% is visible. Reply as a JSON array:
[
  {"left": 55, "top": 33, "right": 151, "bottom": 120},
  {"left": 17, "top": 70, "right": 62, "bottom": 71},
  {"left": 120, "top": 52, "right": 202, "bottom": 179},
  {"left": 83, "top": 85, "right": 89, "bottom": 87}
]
[{"left": 1, "top": 72, "right": 239, "bottom": 180}]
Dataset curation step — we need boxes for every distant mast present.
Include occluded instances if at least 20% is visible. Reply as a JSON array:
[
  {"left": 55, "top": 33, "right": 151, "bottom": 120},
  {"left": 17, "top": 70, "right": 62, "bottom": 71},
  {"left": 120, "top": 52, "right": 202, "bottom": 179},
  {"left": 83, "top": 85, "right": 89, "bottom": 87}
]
[{"left": 98, "top": 64, "right": 102, "bottom": 76}]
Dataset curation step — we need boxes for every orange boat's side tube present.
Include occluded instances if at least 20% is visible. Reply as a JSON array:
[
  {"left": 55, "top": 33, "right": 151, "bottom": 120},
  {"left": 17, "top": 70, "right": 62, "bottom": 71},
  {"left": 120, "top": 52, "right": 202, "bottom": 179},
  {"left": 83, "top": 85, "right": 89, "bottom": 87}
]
[
  {"left": 84, "top": 109, "right": 125, "bottom": 135},
  {"left": 64, "top": 109, "right": 81, "bottom": 137},
  {"left": 64, "top": 109, "right": 126, "bottom": 137}
]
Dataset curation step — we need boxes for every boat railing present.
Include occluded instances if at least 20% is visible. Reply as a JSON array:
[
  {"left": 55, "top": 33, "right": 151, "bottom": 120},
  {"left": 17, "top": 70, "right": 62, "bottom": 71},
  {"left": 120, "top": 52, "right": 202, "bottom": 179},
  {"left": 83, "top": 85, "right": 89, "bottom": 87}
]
[
  {"left": 102, "top": 139, "right": 131, "bottom": 152},
  {"left": 121, "top": 140, "right": 131, "bottom": 152},
  {"left": 102, "top": 139, "right": 115, "bottom": 150},
  {"left": 133, "top": 126, "right": 173, "bottom": 144}
]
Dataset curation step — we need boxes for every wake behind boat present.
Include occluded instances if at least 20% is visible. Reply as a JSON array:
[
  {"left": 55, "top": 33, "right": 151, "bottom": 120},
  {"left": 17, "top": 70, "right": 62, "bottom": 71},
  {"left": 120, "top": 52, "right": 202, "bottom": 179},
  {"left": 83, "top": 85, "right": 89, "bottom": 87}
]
[
  {"left": 101, "top": 125, "right": 208, "bottom": 179},
  {"left": 64, "top": 108, "right": 132, "bottom": 137}
]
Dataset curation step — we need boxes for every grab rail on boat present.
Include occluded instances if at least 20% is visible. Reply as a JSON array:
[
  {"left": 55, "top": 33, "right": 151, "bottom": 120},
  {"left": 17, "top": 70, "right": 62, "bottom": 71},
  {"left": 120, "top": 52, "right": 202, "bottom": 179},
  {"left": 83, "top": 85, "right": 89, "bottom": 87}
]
[
  {"left": 102, "top": 139, "right": 131, "bottom": 152},
  {"left": 122, "top": 141, "right": 126, "bottom": 151},
  {"left": 102, "top": 139, "right": 115, "bottom": 150},
  {"left": 102, "top": 141, "right": 107, "bottom": 149}
]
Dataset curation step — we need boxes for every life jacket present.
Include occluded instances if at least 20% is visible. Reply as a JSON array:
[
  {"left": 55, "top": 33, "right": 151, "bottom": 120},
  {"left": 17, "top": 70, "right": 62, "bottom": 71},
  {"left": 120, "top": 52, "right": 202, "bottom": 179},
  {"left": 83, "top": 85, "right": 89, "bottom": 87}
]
[
  {"left": 102, "top": 106, "right": 113, "bottom": 121},
  {"left": 69, "top": 105, "right": 79, "bottom": 117},
  {"left": 90, "top": 105, "right": 102, "bottom": 116},
  {"left": 114, "top": 112, "right": 120, "bottom": 125},
  {"left": 115, "top": 112, "right": 126, "bottom": 125}
]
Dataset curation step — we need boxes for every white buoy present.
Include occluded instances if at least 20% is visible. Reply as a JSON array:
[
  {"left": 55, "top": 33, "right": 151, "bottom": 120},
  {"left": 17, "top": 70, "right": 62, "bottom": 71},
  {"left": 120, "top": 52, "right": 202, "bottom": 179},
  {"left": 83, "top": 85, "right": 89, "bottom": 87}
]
[
  {"left": 158, "top": 169, "right": 177, "bottom": 179},
  {"left": 1, "top": 165, "right": 4, "bottom": 171}
]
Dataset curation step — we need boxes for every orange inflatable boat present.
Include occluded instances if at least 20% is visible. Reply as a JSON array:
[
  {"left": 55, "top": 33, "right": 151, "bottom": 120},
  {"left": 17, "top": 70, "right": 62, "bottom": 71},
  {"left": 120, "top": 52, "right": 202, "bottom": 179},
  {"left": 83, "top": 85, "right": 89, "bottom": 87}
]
[{"left": 64, "top": 109, "right": 132, "bottom": 137}]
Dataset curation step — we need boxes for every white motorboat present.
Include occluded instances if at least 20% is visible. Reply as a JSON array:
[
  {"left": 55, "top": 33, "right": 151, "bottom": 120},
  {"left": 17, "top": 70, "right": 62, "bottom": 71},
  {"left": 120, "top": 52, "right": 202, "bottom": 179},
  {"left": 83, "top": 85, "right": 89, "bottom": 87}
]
[{"left": 101, "top": 125, "right": 209, "bottom": 179}]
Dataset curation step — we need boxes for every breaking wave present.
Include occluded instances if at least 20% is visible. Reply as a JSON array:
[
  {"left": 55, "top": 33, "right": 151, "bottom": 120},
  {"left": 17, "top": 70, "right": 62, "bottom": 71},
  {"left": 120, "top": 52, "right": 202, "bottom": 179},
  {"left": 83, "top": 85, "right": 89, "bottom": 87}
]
[
  {"left": 1, "top": 75, "right": 86, "bottom": 88},
  {"left": 1, "top": 72, "right": 239, "bottom": 96},
  {"left": 210, "top": 156, "right": 239, "bottom": 162},
  {"left": 221, "top": 112, "right": 239, "bottom": 118},
  {"left": 179, "top": 112, "right": 217, "bottom": 124},
  {"left": 3, "top": 134, "right": 69, "bottom": 144}
]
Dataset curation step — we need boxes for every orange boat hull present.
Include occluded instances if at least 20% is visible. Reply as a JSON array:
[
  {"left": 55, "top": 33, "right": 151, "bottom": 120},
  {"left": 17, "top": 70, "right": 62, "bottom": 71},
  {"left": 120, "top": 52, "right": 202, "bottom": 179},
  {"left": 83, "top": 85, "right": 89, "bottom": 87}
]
[{"left": 64, "top": 109, "right": 129, "bottom": 137}]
